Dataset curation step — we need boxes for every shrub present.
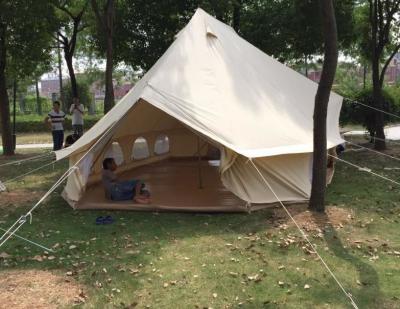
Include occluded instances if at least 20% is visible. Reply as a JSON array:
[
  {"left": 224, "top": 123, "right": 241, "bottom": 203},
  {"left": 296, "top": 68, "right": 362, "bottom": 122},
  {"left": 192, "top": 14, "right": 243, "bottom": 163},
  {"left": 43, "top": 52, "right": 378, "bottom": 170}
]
[
  {"left": 340, "top": 88, "right": 398, "bottom": 136},
  {"left": 10, "top": 114, "right": 102, "bottom": 133},
  {"left": 17, "top": 95, "right": 53, "bottom": 115}
]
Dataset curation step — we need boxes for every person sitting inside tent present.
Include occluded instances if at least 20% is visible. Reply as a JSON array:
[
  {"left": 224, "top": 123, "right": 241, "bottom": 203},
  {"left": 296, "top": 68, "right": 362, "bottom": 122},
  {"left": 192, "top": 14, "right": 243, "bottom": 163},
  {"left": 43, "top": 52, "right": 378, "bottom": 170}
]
[{"left": 102, "top": 158, "right": 151, "bottom": 204}]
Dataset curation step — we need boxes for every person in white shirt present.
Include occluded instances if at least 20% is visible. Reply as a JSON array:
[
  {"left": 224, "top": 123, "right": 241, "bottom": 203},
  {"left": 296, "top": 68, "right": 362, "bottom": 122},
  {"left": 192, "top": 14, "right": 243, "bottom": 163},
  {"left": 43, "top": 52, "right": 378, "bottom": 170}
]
[
  {"left": 44, "top": 101, "right": 66, "bottom": 151},
  {"left": 70, "top": 97, "right": 84, "bottom": 137}
]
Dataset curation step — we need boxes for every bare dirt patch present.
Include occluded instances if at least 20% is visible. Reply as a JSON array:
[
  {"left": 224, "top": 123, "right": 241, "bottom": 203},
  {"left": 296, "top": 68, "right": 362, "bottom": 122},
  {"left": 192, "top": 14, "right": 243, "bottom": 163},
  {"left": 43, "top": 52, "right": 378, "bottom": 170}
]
[
  {"left": 270, "top": 204, "right": 354, "bottom": 232},
  {"left": 0, "top": 269, "right": 86, "bottom": 309},
  {"left": 0, "top": 190, "right": 43, "bottom": 208}
]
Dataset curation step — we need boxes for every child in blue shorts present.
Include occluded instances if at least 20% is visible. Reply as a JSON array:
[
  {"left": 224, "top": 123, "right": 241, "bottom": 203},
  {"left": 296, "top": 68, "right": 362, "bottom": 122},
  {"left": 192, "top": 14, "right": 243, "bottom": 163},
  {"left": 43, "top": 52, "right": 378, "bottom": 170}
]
[{"left": 102, "top": 158, "right": 150, "bottom": 204}]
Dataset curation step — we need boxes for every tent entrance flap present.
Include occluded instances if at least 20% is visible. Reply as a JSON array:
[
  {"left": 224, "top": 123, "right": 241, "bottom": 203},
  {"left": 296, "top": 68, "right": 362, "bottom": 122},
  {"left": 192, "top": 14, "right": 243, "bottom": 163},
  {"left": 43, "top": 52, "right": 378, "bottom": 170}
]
[{"left": 76, "top": 159, "right": 256, "bottom": 212}]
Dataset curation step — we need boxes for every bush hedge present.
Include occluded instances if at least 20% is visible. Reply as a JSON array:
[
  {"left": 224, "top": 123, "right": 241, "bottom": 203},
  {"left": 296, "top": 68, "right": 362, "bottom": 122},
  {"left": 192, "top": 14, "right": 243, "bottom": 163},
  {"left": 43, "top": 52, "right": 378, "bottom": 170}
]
[
  {"left": 22, "top": 96, "right": 53, "bottom": 114},
  {"left": 340, "top": 88, "right": 399, "bottom": 136},
  {"left": 14, "top": 117, "right": 101, "bottom": 133}
]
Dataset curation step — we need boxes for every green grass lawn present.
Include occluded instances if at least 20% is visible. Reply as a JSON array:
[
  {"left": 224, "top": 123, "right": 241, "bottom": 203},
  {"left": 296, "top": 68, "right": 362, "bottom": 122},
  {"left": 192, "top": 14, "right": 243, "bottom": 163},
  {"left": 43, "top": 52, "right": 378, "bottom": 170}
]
[{"left": 0, "top": 147, "right": 399, "bottom": 308}]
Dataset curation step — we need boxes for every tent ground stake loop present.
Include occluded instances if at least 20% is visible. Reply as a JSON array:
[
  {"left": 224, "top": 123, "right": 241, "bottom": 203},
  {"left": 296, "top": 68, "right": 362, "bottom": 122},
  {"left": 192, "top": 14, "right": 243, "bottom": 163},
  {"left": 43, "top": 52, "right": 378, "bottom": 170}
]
[{"left": 0, "top": 228, "right": 54, "bottom": 252}]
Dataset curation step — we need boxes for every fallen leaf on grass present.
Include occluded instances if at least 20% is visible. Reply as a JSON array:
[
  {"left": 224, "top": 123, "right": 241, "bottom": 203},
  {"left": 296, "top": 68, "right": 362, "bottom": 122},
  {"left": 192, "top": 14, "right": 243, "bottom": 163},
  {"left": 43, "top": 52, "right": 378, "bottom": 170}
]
[
  {"left": 95, "top": 281, "right": 102, "bottom": 288},
  {"left": 247, "top": 274, "right": 259, "bottom": 281},
  {"left": 129, "top": 268, "right": 140, "bottom": 275},
  {"left": 74, "top": 289, "right": 88, "bottom": 304},
  {"left": 0, "top": 252, "right": 11, "bottom": 258},
  {"left": 126, "top": 250, "right": 140, "bottom": 255},
  {"left": 32, "top": 255, "right": 44, "bottom": 262}
]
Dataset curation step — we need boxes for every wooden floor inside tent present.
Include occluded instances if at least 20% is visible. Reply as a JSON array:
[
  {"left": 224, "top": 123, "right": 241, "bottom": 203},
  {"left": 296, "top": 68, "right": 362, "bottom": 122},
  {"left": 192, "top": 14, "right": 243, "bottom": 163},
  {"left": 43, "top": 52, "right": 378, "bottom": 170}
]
[{"left": 77, "top": 159, "right": 266, "bottom": 212}]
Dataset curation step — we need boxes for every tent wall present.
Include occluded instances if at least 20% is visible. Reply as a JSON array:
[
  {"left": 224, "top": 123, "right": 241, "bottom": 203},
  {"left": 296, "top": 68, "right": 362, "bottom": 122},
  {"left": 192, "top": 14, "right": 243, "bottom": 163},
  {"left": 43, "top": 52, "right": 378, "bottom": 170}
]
[
  {"left": 220, "top": 148, "right": 311, "bottom": 204},
  {"left": 62, "top": 99, "right": 313, "bottom": 207}
]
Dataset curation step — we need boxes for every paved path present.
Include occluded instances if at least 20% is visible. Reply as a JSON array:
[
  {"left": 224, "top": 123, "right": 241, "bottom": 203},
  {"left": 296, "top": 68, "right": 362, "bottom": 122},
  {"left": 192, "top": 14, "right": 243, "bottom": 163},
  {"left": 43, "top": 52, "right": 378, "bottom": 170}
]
[
  {"left": 384, "top": 126, "right": 400, "bottom": 140},
  {"left": 16, "top": 143, "right": 53, "bottom": 149},
  {"left": 344, "top": 125, "right": 400, "bottom": 140}
]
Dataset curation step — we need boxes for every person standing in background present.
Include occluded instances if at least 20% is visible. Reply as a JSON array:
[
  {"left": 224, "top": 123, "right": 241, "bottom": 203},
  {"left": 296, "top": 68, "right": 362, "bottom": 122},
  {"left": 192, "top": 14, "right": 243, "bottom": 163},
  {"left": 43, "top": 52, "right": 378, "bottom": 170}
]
[
  {"left": 44, "top": 101, "right": 66, "bottom": 151},
  {"left": 70, "top": 97, "right": 84, "bottom": 137}
]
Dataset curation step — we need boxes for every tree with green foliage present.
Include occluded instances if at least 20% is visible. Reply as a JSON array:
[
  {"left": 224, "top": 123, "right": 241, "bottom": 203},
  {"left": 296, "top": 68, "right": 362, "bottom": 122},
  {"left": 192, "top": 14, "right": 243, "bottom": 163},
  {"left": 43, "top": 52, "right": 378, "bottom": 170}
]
[
  {"left": 54, "top": 0, "right": 89, "bottom": 100},
  {"left": 32, "top": 60, "right": 55, "bottom": 115},
  {"left": 352, "top": 1, "right": 400, "bottom": 149},
  {"left": 94, "top": 1, "right": 238, "bottom": 74},
  {"left": 240, "top": 0, "right": 355, "bottom": 64},
  {"left": 366, "top": 0, "right": 400, "bottom": 150},
  {"left": 0, "top": 0, "right": 57, "bottom": 155},
  {"left": 82, "top": 1, "right": 353, "bottom": 86}
]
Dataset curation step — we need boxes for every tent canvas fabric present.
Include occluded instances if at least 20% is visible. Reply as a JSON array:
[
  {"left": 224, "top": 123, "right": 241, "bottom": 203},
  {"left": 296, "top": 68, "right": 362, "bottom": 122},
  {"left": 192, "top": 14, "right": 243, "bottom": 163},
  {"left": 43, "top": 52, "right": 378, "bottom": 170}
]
[{"left": 56, "top": 8, "right": 343, "bottom": 211}]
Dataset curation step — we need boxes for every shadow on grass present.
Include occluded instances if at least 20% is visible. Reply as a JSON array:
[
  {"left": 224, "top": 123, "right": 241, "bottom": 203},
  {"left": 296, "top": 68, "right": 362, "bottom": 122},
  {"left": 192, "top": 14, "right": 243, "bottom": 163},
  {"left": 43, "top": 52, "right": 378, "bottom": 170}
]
[{"left": 312, "top": 211, "right": 381, "bottom": 308}]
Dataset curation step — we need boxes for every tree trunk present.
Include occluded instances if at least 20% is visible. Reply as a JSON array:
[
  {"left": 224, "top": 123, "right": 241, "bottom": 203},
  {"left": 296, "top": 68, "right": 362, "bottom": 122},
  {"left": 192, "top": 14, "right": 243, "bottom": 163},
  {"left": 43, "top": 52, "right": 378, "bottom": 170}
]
[
  {"left": 0, "top": 27, "right": 14, "bottom": 156},
  {"left": 35, "top": 79, "right": 42, "bottom": 115},
  {"left": 369, "top": 0, "right": 388, "bottom": 150},
  {"left": 103, "top": 0, "right": 115, "bottom": 114},
  {"left": 305, "top": 55, "right": 309, "bottom": 77},
  {"left": 363, "top": 64, "right": 367, "bottom": 89},
  {"left": 19, "top": 93, "right": 25, "bottom": 114},
  {"left": 57, "top": 35, "right": 65, "bottom": 111},
  {"left": 309, "top": 0, "right": 338, "bottom": 212},
  {"left": 372, "top": 56, "right": 386, "bottom": 150},
  {"left": 12, "top": 80, "right": 16, "bottom": 151},
  {"left": 232, "top": 0, "right": 242, "bottom": 33},
  {"left": 104, "top": 33, "right": 115, "bottom": 113},
  {"left": 65, "top": 54, "right": 78, "bottom": 98},
  {"left": 0, "top": 72, "right": 13, "bottom": 156},
  {"left": 89, "top": 93, "right": 95, "bottom": 115}
]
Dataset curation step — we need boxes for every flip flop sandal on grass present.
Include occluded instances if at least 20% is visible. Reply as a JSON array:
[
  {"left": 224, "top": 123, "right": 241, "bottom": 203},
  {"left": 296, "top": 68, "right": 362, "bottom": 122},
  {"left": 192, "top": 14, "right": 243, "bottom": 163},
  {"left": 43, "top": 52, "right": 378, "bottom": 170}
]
[
  {"left": 95, "top": 216, "right": 105, "bottom": 225},
  {"left": 103, "top": 216, "right": 114, "bottom": 224}
]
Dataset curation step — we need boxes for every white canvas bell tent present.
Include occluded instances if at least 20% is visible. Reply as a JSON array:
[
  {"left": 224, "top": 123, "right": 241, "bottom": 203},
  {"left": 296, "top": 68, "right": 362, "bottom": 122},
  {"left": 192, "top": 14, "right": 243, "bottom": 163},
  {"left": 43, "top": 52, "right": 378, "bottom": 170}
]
[{"left": 55, "top": 8, "right": 343, "bottom": 212}]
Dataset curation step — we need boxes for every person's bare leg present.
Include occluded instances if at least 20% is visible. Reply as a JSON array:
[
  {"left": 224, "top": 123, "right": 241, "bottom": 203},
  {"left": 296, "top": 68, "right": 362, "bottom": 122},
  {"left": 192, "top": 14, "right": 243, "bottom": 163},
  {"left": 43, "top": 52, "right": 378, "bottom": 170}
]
[{"left": 133, "top": 182, "right": 151, "bottom": 204}]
